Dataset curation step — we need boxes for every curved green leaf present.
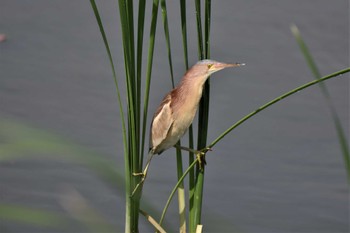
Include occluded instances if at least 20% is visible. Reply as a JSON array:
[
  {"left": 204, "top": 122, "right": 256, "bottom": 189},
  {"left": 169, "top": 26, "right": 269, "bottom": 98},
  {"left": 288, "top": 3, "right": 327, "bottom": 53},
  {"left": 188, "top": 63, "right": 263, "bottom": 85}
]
[{"left": 209, "top": 68, "right": 350, "bottom": 148}]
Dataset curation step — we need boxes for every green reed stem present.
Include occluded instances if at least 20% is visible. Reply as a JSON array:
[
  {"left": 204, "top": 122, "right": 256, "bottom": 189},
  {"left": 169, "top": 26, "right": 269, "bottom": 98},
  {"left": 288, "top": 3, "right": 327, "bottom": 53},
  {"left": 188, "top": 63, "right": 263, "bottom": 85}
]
[
  {"left": 159, "top": 159, "right": 198, "bottom": 226},
  {"left": 141, "top": 0, "right": 159, "bottom": 166},
  {"left": 89, "top": 1, "right": 130, "bottom": 231},
  {"left": 160, "top": 0, "right": 186, "bottom": 231},
  {"left": 192, "top": 0, "right": 211, "bottom": 232},
  {"left": 136, "top": 0, "right": 146, "bottom": 160}
]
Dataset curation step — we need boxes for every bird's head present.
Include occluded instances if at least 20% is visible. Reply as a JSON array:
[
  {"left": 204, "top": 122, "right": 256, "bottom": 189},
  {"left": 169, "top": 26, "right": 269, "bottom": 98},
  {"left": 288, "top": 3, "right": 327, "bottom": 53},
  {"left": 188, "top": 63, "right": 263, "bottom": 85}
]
[{"left": 187, "top": 59, "right": 245, "bottom": 79}]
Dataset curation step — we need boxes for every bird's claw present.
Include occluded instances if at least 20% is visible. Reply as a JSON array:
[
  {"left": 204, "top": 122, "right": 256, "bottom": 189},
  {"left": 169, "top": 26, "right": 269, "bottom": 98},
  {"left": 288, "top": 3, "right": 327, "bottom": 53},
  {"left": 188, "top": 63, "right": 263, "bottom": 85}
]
[
  {"left": 132, "top": 172, "right": 145, "bottom": 177},
  {"left": 199, "top": 147, "right": 212, "bottom": 154},
  {"left": 130, "top": 173, "right": 146, "bottom": 197},
  {"left": 196, "top": 153, "right": 206, "bottom": 171},
  {"left": 197, "top": 147, "right": 211, "bottom": 171}
]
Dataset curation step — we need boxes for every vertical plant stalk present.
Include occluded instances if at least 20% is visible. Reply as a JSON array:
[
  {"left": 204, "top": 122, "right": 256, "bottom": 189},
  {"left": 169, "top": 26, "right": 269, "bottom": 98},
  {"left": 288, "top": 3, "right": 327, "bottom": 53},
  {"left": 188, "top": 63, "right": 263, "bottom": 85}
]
[
  {"left": 159, "top": 159, "right": 199, "bottom": 226},
  {"left": 136, "top": 0, "right": 146, "bottom": 161},
  {"left": 124, "top": 0, "right": 161, "bottom": 231},
  {"left": 141, "top": 0, "right": 159, "bottom": 167},
  {"left": 159, "top": 0, "right": 186, "bottom": 232},
  {"left": 179, "top": 0, "right": 196, "bottom": 230},
  {"left": 190, "top": 0, "right": 204, "bottom": 230},
  {"left": 193, "top": 0, "right": 211, "bottom": 232},
  {"left": 175, "top": 143, "right": 186, "bottom": 233},
  {"left": 194, "top": 0, "right": 204, "bottom": 60},
  {"left": 117, "top": 0, "right": 142, "bottom": 231},
  {"left": 89, "top": 1, "right": 130, "bottom": 231},
  {"left": 192, "top": 1, "right": 203, "bottom": 231},
  {"left": 131, "top": 0, "right": 161, "bottom": 231},
  {"left": 204, "top": 0, "right": 211, "bottom": 59},
  {"left": 160, "top": 0, "right": 175, "bottom": 87}
]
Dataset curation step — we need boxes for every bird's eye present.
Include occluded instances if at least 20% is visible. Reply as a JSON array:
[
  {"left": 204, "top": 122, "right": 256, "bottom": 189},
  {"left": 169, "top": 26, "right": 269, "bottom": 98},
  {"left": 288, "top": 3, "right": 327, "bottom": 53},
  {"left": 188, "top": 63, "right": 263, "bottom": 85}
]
[{"left": 207, "top": 64, "right": 213, "bottom": 69}]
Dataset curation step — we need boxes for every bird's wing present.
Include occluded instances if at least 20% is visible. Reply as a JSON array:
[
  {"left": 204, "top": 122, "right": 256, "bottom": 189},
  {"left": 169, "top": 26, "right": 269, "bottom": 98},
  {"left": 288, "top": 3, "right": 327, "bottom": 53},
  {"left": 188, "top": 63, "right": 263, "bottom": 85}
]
[{"left": 149, "top": 94, "right": 174, "bottom": 153}]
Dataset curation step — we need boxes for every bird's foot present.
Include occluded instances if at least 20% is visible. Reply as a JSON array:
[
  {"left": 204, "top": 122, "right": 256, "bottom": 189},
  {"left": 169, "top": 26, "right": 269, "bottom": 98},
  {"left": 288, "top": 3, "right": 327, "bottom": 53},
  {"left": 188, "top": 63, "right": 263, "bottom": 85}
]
[
  {"left": 196, "top": 153, "right": 206, "bottom": 171},
  {"left": 132, "top": 172, "right": 145, "bottom": 177},
  {"left": 173, "top": 145, "right": 212, "bottom": 170},
  {"left": 197, "top": 147, "right": 212, "bottom": 171},
  {"left": 130, "top": 152, "right": 155, "bottom": 197},
  {"left": 130, "top": 174, "right": 146, "bottom": 197},
  {"left": 199, "top": 147, "right": 212, "bottom": 154}
]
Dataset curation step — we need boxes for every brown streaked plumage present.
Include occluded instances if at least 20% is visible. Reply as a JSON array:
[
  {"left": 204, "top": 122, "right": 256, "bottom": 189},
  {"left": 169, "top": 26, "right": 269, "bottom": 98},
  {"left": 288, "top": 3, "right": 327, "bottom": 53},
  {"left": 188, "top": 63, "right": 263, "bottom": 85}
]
[
  {"left": 149, "top": 59, "right": 244, "bottom": 155},
  {"left": 131, "top": 59, "right": 244, "bottom": 196}
]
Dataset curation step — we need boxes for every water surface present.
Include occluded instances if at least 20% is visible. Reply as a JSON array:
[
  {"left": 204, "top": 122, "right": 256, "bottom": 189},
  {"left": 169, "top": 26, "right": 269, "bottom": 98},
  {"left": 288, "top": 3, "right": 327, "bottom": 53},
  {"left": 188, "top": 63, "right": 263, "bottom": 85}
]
[{"left": 0, "top": 0, "right": 348, "bottom": 232}]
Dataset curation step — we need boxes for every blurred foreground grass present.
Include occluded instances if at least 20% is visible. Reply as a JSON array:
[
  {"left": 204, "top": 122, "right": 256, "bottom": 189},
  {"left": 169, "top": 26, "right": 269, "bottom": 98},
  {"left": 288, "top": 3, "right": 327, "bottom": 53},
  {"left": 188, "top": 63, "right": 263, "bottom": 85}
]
[
  {"left": 0, "top": 118, "right": 121, "bottom": 231},
  {"left": 0, "top": 118, "right": 239, "bottom": 232}
]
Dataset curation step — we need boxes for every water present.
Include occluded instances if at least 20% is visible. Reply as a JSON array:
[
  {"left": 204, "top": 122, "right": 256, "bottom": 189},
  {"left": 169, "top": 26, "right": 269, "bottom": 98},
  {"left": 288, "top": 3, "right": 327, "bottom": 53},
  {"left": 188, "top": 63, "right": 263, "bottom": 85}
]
[{"left": 0, "top": 0, "right": 348, "bottom": 232}]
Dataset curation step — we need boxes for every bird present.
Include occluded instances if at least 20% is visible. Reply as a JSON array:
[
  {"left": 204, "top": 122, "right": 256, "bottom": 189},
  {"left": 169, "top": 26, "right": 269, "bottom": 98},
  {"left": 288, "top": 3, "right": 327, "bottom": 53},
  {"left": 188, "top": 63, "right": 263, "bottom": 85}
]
[{"left": 132, "top": 59, "right": 244, "bottom": 196}]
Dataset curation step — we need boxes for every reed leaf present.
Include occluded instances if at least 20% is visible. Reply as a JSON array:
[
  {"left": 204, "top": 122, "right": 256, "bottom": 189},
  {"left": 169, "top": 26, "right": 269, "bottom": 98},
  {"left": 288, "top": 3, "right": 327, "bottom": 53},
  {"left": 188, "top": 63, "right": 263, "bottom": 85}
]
[
  {"left": 141, "top": 0, "right": 159, "bottom": 162},
  {"left": 136, "top": 0, "right": 146, "bottom": 158},
  {"left": 159, "top": 159, "right": 198, "bottom": 227},
  {"left": 89, "top": 0, "right": 132, "bottom": 207},
  {"left": 89, "top": 0, "right": 128, "bottom": 181},
  {"left": 180, "top": 0, "right": 189, "bottom": 70},
  {"left": 159, "top": 1, "right": 186, "bottom": 232},
  {"left": 179, "top": 2, "right": 197, "bottom": 230},
  {"left": 194, "top": 0, "right": 204, "bottom": 60},
  {"left": 192, "top": 1, "right": 212, "bottom": 231},
  {"left": 91, "top": 1, "right": 162, "bottom": 231},
  {"left": 290, "top": 24, "right": 350, "bottom": 182},
  {"left": 160, "top": 0, "right": 175, "bottom": 87},
  {"left": 116, "top": 1, "right": 143, "bottom": 231}
]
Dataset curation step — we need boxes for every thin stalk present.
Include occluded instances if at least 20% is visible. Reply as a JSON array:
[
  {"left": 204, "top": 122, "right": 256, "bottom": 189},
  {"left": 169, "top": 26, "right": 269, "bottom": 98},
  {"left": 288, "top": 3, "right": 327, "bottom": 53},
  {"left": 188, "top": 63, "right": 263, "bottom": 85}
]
[
  {"left": 194, "top": 0, "right": 204, "bottom": 60},
  {"left": 204, "top": 0, "right": 211, "bottom": 59},
  {"left": 89, "top": 1, "right": 129, "bottom": 231},
  {"left": 141, "top": 0, "right": 160, "bottom": 167},
  {"left": 160, "top": 0, "right": 175, "bottom": 87},
  {"left": 123, "top": 0, "right": 139, "bottom": 176},
  {"left": 139, "top": 209, "right": 166, "bottom": 233},
  {"left": 192, "top": 0, "right": 204, "bottom": 226},
  {"left": 180, "top": 0, "right": 189, "bottom": 70},
  {"left": 179, "top": 1, "right": 195, "bottom": 229},
  {"left": 126, "top": 0, "right": 139, "bottom": 168},
  {"left": 160, "top": 1, "right": 186, "bottom": 230},
  {"left": 136, "top": 0, "right": 146, "bottom": 160},
  {"left": 118, "top": 0, "right": 141, "bottom": 231},
  {"left": 188, "top": 126, "right": 195, "bottom": 227},
  {"left": 159, "top": 159, "right": 198, "bottom": 227},
  {"left": 193, "top": 0, "right": 211, "bottom": 231},
  {"left": 176, "top": 143, "right": 186, "bottom": 233},
  {"left": 192, "top": 172, "right": 204, "bottom": 232},
  {"left": 209, "top": 68, "right": 350, "bottom": 148}
]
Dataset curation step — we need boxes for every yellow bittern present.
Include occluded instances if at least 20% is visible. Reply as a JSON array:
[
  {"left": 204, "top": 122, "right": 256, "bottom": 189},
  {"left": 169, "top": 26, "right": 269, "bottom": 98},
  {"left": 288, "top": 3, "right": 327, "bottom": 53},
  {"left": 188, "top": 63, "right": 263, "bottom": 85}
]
[{"left": 132, "top": 59, "right": 244, "bottom": 195}]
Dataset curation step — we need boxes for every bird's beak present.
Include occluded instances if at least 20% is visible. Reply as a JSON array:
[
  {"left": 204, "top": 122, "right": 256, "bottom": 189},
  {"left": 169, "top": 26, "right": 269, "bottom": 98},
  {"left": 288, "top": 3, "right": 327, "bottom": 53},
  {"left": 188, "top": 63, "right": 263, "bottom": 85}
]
[
  {"left": 211, "top": 63, "right": 245, "bottom": 71},
  {"left": 210, "top": 62, "right": 245, "bottom": 72}
]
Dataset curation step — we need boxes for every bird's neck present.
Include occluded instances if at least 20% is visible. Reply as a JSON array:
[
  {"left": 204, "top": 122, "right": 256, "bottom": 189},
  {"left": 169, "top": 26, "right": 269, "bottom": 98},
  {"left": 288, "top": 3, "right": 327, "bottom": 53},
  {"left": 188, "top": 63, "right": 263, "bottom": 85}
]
[{"left": 174, "top": 75, "right": 209, "bottom": 107}]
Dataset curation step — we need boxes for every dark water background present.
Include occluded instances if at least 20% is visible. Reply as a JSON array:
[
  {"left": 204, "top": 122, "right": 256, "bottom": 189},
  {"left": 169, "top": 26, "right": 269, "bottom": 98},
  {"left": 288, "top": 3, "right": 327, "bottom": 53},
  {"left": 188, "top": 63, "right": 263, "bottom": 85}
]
[{"left": 0, "top": 0, "right": 348, "bottom": 232}]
